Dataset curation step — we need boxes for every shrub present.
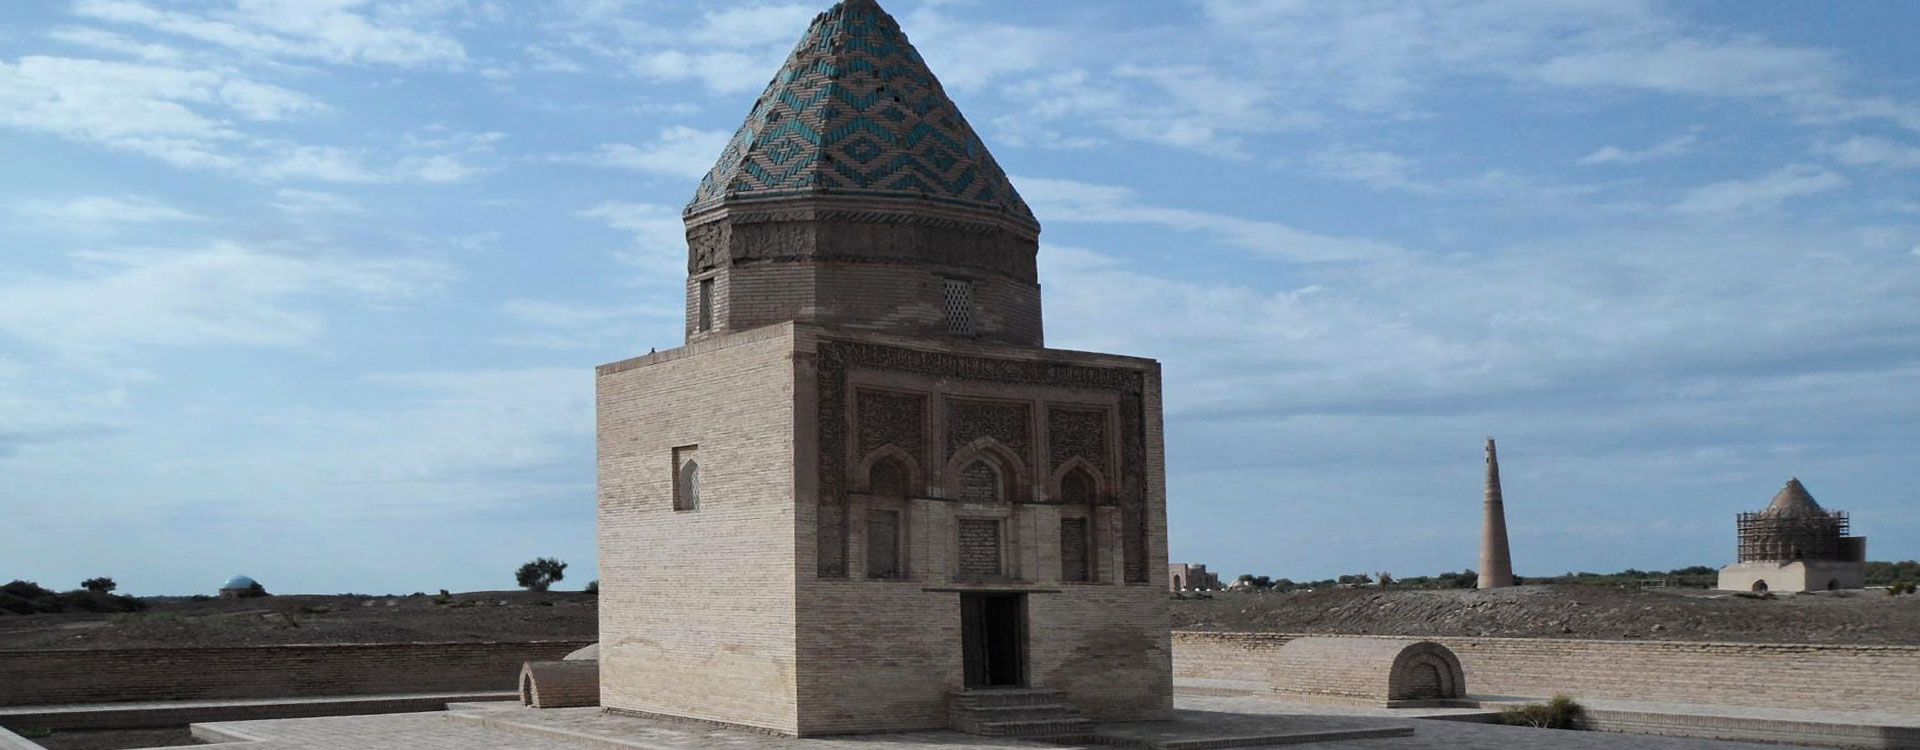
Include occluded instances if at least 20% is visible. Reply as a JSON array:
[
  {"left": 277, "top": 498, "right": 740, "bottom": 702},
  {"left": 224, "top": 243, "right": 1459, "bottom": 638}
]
[
  {"left": 585, "top": 580, "right": 599, "bottom": 595},
  {"left": 81, "top": 577, "right": 117, "bottom": 594},
  {"left": 0, "top": 580, "right": 144, "bottom": 615},
  {"left": 1499, "top": 694, "right": 1581, "bottom": 730},
  {"left": 515, "top": 557, "right": 568, "bottom": 592},
  {"left": 1887, "top": 581, "right": 1917, "bottom": 596}
]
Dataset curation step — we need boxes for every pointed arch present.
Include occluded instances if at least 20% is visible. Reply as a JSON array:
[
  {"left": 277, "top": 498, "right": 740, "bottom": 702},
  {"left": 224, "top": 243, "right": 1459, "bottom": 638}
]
[
  {"left": 675, "top": 458, "right": 700, "bottom": 511},
  {"left": 945, "top": 438, "right": 1025, "bottom": 503},
  {"left": 1049, "top": 457, "right": 1106, "bottom": 505},
  {"left": 857, "top": 444, "right": 920, "bottom": 497}
]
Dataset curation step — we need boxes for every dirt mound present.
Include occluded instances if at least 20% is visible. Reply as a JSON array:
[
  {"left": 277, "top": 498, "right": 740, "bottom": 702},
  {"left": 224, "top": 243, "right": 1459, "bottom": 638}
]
[
  {"left": 1171, "top": 584, "right": 1920, "bottom": 644},
  {"left": 0, "top": 590, "right": 596, "bottom": 650}
]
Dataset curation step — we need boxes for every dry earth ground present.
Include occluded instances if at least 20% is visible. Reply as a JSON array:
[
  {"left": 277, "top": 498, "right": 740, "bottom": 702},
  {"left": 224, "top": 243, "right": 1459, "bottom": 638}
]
[
  {"left": 5, "top": 585, "right": 1918, "bottom": 650},
  {"left": 1171, "top": 584, "right": 1920, "bottom": 644}
]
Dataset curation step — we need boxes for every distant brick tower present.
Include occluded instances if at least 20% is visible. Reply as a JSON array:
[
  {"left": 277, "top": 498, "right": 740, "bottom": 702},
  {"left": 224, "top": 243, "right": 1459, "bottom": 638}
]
[
  {"left": 595, "top": 0, "right": 1170, "bottom": 737},
  {"left": 1478, "top": 438, "right": 1515, "bottom": 589}
]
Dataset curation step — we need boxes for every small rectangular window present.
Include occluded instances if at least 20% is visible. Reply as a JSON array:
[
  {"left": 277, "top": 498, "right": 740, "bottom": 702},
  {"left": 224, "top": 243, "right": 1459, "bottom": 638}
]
[
  {"left": 697, "top": 278, "right": 714, "bottom": 333},
  {"left": 942, "top": 277, "right": 974, "bottom": 335}
]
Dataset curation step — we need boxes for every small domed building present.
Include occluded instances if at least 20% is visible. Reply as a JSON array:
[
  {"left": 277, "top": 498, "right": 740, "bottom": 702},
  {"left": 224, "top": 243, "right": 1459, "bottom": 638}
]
[
  {"left": 218, "top": 575, "right": 262, "bottom": 599},
  {"left": 1717, "top": 478, "right": 1867, "bottom": 593}
]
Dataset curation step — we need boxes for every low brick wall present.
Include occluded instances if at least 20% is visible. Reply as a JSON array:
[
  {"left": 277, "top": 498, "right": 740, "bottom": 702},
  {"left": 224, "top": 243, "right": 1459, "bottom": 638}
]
[
  {"left": 0, "top": 641, "right": 593, "bottom": 706},
  {"left": 1174, "top": 631, "right": 1920, "bottom": 715}
]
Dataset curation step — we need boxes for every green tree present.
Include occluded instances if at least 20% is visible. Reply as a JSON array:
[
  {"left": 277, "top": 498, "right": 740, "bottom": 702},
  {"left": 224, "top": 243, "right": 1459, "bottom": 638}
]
[
  {"left": 81, "top": 577, "right": 117, "bottom": 594},
  {"left": 515, "top": 557, "right": 568, "bottom": 591}
]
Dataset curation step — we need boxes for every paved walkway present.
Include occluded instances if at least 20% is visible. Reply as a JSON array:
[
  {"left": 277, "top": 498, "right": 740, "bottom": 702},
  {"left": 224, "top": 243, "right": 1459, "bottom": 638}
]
[
  {"left": 185, "top": 696, "right": 1838, "bottom": 750},
  {"left": 1566, "top": 697, "right": 1920, "bottom": 729}
]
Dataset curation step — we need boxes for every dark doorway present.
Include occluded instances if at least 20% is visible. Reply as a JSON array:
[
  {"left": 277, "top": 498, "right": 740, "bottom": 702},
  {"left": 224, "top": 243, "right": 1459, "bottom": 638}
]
[{"left": 961, "top": 593, "right": 1026, "bottom": 688}]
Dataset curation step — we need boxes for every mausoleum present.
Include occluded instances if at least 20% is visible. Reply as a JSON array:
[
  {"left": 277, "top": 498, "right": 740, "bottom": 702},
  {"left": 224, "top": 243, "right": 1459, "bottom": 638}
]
[
  {"left": 1717, "top": 478, "right": 1866, "bottom": 593},
  {"left": 595, "top": 0, "right": 1171, "bottom": 737}
]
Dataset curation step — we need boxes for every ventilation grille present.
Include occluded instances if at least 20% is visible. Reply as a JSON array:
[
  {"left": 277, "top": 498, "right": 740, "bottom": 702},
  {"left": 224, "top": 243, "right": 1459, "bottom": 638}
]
[{"left": 943, "top": 278, "right": 975, "bottom": 335}]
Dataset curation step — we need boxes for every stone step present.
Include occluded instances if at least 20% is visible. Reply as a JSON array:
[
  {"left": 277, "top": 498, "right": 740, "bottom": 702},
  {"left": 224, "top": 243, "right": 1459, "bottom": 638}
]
[
  {"left": 966, "top": 717, "right": 1095, "bottom": 738},
  {"left": 948, "top": 688, "right": 1093, "bottom": 738},
  {"left": 953, "top": 704, "right": 1084, "bottom": 722},
  {"left": 949, "top": 688, "right": 1070, "bottom": 708}
]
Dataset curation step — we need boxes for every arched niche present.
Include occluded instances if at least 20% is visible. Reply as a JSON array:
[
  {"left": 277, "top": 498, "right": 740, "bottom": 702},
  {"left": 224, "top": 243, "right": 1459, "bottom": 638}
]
[
  {"left": 945, "top": 438, "right": 1026, "bottom": 503},
  {"left": 1049, "top": 458, "right": 1106, "bottom": 505},
  {"left": 857, "top": 445, "right": 919, "bottom": 497}
]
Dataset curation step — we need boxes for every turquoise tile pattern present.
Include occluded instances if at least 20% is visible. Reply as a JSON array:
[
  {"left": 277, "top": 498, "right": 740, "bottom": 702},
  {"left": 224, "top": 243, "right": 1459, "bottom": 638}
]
[{"left": 687, "top": 0, "right": 1036, "bottom": 227}]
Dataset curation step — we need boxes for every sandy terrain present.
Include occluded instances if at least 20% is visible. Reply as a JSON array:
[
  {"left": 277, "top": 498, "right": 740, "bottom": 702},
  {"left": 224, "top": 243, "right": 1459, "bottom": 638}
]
[{"left": 1171, "top": 584, "right": 1920, "bottom": 644}]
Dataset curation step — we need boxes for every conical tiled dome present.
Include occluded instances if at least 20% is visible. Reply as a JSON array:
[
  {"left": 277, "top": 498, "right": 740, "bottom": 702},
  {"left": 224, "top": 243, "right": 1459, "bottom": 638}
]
[
  {"left": 686, "top": 0, "right": 1034, "bottom": 228},
  {"left": 1762, "top": 477, "right": 1824, "bottom": 516}
]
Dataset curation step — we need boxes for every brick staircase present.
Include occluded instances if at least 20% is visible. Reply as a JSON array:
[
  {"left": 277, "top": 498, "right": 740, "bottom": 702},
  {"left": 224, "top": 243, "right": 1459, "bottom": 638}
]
[{"left": 948, "top": 688, "right": 1092, "bottom": 739}]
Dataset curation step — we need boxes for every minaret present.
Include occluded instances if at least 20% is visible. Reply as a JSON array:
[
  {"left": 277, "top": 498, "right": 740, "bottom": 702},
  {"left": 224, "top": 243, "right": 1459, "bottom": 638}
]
[{"left": 1478, "top": 437, "right": 1516, "bottom": 589}]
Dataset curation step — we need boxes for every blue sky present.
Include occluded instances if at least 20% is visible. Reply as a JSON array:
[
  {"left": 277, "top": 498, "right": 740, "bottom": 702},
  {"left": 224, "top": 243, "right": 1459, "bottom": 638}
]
[{"left": 2, "top": 0, "right": 1916, "bottom": 596}]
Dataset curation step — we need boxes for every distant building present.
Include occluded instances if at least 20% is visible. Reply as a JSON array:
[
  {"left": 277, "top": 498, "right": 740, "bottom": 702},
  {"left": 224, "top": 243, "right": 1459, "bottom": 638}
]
[
  {"left": 1717, "top": 478, "right": 1866, "bottom": 593},
  {"left": 218, "top": 575, "right": 259, "bottom": 599},
  {"left": 1478, "top": 438, "right": 1515, "bottom": 589},
  {"left": 1169, "top": 563, "right": 1220, "bottom": 591}
]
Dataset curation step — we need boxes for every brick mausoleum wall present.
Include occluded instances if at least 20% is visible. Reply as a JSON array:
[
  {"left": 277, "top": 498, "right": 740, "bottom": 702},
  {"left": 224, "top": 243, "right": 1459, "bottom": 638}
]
[
  {"left": 1172, "top": 631, "right": 1920, "bottom": 714},
  {"left": 597, "top": 326, "right": 802, "bottom": 735},
  {"left": 0, "top": 641, "right": 591, "bottom": 706}
]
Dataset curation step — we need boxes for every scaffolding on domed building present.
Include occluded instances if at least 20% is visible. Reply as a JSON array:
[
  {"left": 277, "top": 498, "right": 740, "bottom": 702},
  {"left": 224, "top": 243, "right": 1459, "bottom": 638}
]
[
  {"left": 1736, "top": 509, "right": 1850, "bottom": 562},
  {"left": 1734, "top": 477, "right": 1864, "bottom": 563}
]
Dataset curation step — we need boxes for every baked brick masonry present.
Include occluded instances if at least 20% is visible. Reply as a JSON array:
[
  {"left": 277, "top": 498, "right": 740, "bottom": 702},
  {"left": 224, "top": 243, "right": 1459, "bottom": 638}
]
[
  {"left": 1172, "top": 632, "right": 1920, "bottom": 715},
  {"left": 0, "top": 641, "right": 590, "bottom": 706},
  {"left": 596, "top": 0, "right": 1170, "bottom": 737}
]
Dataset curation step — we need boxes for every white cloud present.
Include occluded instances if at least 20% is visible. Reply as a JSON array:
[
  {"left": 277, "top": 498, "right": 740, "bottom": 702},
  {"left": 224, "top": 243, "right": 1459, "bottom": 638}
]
[
  {"left": 0, "top": 244, "right": 449, "bottom": 353},
  {"left": 523, "top": 45, "right": 585, "bottom": 73},
  {"left": 72, "top": 0, "right": 469, "bottom": 69},
  {"left": 0, "top": 55, "right": 323, "bottom": 167},
  {"left": 503, "top": 299, "right": 638, "bottom": 328},
  {"left": 1817, "top": 135, "right": 1920, "bottom": 170},
  {"left": 1019, "top": 176, "right": 1405, "bottom": 264},
  {"left": 1535, "top": 39, "right": 1838, "bottom": 99},
  {"left": 1195, "top": 0, "right": 1920, "bottom": 134},
  {"left": 216, "top": 77, "right": 329, "bottom": 120},
  {"left": 258, "top": 145, "right": 484, "bottom": 184},
  {"left": 629, "top": 49, "right": 772, "bottom": 96},
  {"left": 270, "top": 188, "right": 364, "bottom": 214},
  {"left": 18, "top": 195, "right": 204, "bottom": 228},
  {"left": 577, "top": 202, "right": 686, "bottom": 281},
  {"left": 556, "top": 126, "right": 730, "bottom": 180},
  {"left": 687, "top": 4, "right": 818, "bottom": 49},
  {"left": 1671, "top": 165, "right": 1847, "bottom": 217},
  {"left": 47, "top": 27, "right": 186, "bottom": 63},
  {"left": 1308, "top": 145, "right": 1422, "bottom": 190},
  {"left": 902, "top": 8, "right": 1077, "bottom": 93},
  {"left": 1037, "top": 210, "right": 1920, "bottom": 435},
  {"left": 495, "top": 299, "right": 678, "bottom": 350},
  {"left": 1579, "top": 134, "right": 1699, "bottom": 165}
]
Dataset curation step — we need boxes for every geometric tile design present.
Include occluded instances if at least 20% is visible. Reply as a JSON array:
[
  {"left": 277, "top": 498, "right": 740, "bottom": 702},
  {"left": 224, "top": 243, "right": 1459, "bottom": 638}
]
[{"left": 686, "top": 0, "right": 1036, "bottom": 227}]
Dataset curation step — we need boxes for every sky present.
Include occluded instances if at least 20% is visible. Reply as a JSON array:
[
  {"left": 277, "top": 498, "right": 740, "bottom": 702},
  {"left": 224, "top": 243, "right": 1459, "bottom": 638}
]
[{"left": 2, "top": 0, "right": 1917, "bottom": 596}]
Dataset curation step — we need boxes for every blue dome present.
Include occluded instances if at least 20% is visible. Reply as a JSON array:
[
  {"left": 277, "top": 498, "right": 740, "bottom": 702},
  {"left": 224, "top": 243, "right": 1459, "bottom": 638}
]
[{"left": 221, "top": 575, "right": 257, "bottom": 590}]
